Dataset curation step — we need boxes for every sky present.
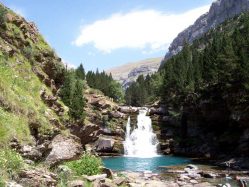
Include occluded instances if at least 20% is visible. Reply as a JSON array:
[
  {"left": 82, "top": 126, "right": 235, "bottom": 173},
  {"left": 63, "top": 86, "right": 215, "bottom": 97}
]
[{"left": 1, "top": 0, "right": 213, "bottom": 71}]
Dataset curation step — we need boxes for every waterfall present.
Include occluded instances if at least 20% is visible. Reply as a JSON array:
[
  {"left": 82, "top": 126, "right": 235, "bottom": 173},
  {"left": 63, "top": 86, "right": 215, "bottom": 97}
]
[{"left": 124, "top": 109, "right": 159, "bottom": 158}]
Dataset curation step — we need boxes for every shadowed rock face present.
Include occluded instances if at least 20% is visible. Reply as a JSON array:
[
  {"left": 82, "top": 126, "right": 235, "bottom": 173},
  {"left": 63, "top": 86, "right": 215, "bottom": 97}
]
[{"left": 163, "top": 0, "right": 249, "bottom": 62}]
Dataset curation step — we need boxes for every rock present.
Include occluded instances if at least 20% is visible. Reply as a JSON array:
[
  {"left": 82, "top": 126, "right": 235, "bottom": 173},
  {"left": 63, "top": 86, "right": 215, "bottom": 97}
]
[
  {"left": 92, "top": 180, "right": 101, "bottom": 187},
  {"left": 162, "top": 0, "right": 249, "bottom": 64},
  {"left": 45, "top": 134, "right": 82, "bottom": 166},
  {"left": 113, "top": 177, "right": 126, "bottom": 186},
  {"left": 102, "top": 167, "right": 114, "bottom": 179},
  {"left": 109, "top": 111, "right": 126, "bottom": 118},
  {"left": 118, "top": 106, "right": 138, "bottom": 114},
  {"left": 112, "top": 141, "right": 124, "bottom": 154},
  {"left": 68, "top": 180, "right": 85, "bottom": 187},
  {"left": 200, "top": 171, "right": 217, "bottom": 178},
  {"left": 83, "top": 174, "right": 107, "bottom": 182},
  {"left": 19, "top": 169, "right": 57, "bottom": 187},
  {"left": 164, "top": 182, "right": 180, "bottom": 187},
  {"left": 149, "top": 107, "right": 167, "bottom": 115},
  {"left": 144, "top": 180, "right": 170, "bottom": 187},
  {"left": 100, "top": 180, "right": 116, "bottom": 187},
  {"left": 95, "top": 138, "right": 114, "bottom": 152},
  {"left": 193, "top": 182, "right": 214, "bottom": 187},
  {"left": 6, "top": 181, "right": 23, "bottom": 187},
  {"left": 186, "top": 164, "right": 198, "bottom": 170},
  {"left": 70, "top": 122, "right": 100, "bottom": 146},
  {"left": 190, "top": 180, "right": 198, "bottom": 184},
  {"left": 20, "top": 145, "right": 42, "bottom": 161}
]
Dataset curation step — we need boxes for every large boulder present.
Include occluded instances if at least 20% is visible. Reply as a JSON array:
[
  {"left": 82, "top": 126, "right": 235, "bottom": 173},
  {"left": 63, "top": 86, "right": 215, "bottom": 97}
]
[
  {"left": 69, "top": 122, "right": 100, "bottom": 146},
  {"left": 95, "top": 137, "right": 124, "bottom": 155},
  {"left": 45, "top": 134, "right": 82, "bottom": 166}
]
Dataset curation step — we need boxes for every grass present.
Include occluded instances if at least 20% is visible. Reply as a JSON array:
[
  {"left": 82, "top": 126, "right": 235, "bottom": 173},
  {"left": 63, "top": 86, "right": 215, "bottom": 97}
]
[{"left": 0, "top": 36, "right": 68, "bottom": 145}]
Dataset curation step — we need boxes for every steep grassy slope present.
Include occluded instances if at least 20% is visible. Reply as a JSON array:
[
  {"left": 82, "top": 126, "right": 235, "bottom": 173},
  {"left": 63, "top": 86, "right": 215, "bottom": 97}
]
[{"left": 0, "top": 3, "right": 68, "bottom": 146}]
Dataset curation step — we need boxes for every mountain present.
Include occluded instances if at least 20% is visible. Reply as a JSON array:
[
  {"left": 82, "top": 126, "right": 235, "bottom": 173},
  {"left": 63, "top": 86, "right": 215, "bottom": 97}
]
[
  {"left": 162, "top": 0, "right": 249, "bottom": 63},
  {"left": 106, "top": 57, "right": 162, "bottom": 88},
  {"left": 0, "top": 3, "right": 127, "bottom": 185}
]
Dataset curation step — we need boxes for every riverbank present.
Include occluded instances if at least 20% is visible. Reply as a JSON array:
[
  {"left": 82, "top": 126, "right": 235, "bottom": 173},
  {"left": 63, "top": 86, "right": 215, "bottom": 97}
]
[{"left": 96, "top": 163, "right": 249, "bottom": 187}]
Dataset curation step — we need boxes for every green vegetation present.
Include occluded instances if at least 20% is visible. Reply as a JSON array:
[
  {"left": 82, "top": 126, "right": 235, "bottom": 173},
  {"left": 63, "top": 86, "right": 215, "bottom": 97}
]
[
  {"left": 125, "top": 12, "right": 249, "bottom": 110},
  {"left": 0, "top": 149, "right": 24, "bottom": 180},
  {"left": 60, "top": 69, "right": 85, "bottom": 122},
  {"left": 0, "top": 4, "right": 7, "bottom": 26},
  {"left": 125, "top": 73, "right": 162, "bottom": 106},
  {"left": 65, "top": 154, "right": 103, "bottom": 176},
  {"left": 86, "top": 70, "right": 124, "bottom": 102}
]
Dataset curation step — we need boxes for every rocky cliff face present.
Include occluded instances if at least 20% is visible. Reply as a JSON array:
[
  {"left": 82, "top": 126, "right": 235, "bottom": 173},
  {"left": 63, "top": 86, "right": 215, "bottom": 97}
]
[
  {"left": 163, "top": 0, "right": 249, "bottom": 62},
  {"left": 106, "top": 57, "right": 162, "bottom": 89}
]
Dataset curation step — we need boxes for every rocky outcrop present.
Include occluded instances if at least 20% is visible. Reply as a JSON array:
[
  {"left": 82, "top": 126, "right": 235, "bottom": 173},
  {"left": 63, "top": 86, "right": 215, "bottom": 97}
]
[
  {"left": 94, "top": 136, "right": 124, "bottom": 155},
  {"left": 69, "top": 122, "right": 100, "bottom": 146},
  {"left": 163, "top": 0, "right": 249, "bottom": 63},
  {"left": 45, "top": 134, "right": 82, "bottom": 166},
  {"left": 18, "top": 169, "right": 57, "bottom": 187}
]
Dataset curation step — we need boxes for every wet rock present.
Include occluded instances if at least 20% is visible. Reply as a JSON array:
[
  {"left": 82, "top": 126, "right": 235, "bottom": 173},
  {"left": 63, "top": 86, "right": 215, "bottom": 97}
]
[
  {"left": 102, "top": 167, "right": 114, "bottom": 179},
  {"left": 200, "top": 171, "right": 217, "bottom": 178},
  {"left": 45, "top": 134, "right": 82, "bottom": 166},
  {"left": 186, "top": 164, "right": 198, "bottom": 170},
  {"left": 118, "top": 106, "right": 138, "bottom": 114},
  {"left": 19, "top": 169, "right": 57, "bottom": 187}
]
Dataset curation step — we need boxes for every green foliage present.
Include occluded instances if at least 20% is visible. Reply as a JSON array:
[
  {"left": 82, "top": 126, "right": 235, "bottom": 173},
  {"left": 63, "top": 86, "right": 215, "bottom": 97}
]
[
  {"left": 86, "top": 70, "right": 124, "bottom": 102},
  {"left": 0, "top": 149, "right": 24, "bottom": 178},
  {"left": 60, "top": 69, "right": 85, "bottom": 121},
  {"left": 0, "top": 5, "right": 7, "bottom": 26},
  {"left": 70, "top": 79, "right": 85, "bottom": 120},
  {"left": 125, "top": 74, "right": 157, "bottom": 106},
  {"left": 65, "top": 154, "right": 103, "bottom": 176},
  {"left": 149, "top": 13, "right": 249, "bottom": 108},
  {"left": 75, "top": 63, "right": 86, "bottom": 80}
]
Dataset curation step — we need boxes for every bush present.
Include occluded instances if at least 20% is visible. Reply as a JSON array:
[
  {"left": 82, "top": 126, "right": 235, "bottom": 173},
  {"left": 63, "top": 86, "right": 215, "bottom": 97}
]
[
  {"left": 0, "top": 149, "right": 24, "bottom": 177},
  {"left": 65, "top": 154, "right": 103, "bottom": 176},
  {"left": 0, "top": 6, "right": 7, "bottom": 26}
]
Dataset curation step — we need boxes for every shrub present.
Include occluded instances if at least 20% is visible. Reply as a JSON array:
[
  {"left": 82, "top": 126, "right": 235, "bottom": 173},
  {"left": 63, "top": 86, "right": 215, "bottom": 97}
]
[
  {"left": 0, "top": 149, "right": 24, "bottom": 178},
  {"left": 0, "top": 6, "right": 7, "bottom": 26},
  {"left": 65, "top": 154, "right": 103, "bottom": 176}
]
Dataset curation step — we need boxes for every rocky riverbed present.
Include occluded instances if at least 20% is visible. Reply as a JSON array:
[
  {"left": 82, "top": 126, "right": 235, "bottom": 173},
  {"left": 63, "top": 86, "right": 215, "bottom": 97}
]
[{"left": 65, "top": 163, "right": 249, "bottom": 187}]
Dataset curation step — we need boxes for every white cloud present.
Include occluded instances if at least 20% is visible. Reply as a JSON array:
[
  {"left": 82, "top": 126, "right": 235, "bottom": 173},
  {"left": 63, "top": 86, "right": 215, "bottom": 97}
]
[{"left": 73, "top": 5, "right": 210, "bottom": 53}]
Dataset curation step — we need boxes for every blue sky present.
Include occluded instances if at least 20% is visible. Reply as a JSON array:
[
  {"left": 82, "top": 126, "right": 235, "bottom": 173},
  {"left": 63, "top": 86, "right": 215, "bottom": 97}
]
[{"left": 1, "top": 0, "right": 213, "bottom": 71}]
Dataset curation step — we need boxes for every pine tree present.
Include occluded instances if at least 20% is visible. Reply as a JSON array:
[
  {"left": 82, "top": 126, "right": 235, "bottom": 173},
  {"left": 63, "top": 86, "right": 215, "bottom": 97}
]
[
  {"left": 70, "top": 79, "right": 85, "bottom": 120},
  {"left": 76, "top": 63, "right": 85, "bottom": 80}
]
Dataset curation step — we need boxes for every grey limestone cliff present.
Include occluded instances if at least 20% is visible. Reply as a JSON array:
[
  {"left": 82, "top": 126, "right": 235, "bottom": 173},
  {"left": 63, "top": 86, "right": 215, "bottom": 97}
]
[{"left": 163, "top": 0, "right": 249, "bottom": 62}]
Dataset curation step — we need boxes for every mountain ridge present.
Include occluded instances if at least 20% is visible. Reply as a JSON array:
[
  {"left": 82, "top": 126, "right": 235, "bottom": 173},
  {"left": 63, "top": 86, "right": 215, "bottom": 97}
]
[
  {"left": 162, "top": 0, "right": 249, "bottom": 63},
  {"left": 106, "top": 57, "right": 162, "bottom": 88}
]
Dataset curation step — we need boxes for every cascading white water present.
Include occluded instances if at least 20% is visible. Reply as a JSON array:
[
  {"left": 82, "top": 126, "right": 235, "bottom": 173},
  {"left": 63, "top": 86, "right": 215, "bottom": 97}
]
[{"left": 124, "top": 109, "right": 159, "bottom": 158}]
